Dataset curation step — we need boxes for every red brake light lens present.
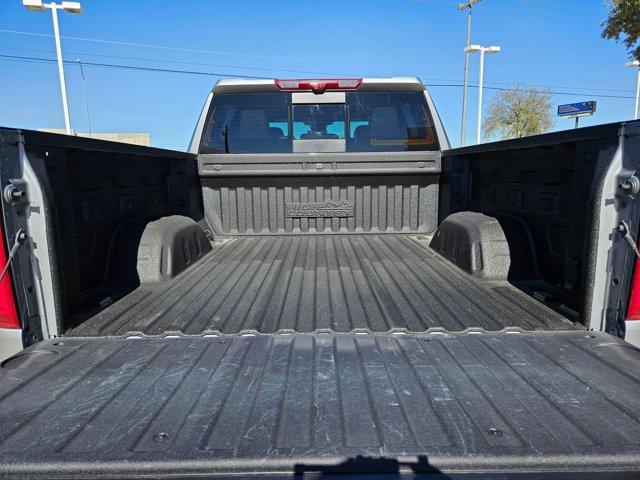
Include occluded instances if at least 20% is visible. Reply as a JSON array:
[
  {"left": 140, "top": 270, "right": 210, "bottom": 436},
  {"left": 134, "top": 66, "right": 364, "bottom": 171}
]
[
  {"left": 628, "top": 250, "right": 640, "bottom": 320},
  {"left": 275, "top": 78, "right": 362, "bottom": 94},
  {"left": 0, "top": 220, "right": 20, "bottom": 329}
]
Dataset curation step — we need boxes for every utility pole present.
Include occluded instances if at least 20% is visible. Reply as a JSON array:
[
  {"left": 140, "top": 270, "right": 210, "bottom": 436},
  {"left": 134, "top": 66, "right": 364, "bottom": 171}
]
[
  {"left": 22, "top": 0, "right": 84, "bottom": 135},
  {"left": 458, "top": 0, "right": 482, "bottom": 147},
  {"left": 77, "top": 59, "right": 92, "bottom": 137}
]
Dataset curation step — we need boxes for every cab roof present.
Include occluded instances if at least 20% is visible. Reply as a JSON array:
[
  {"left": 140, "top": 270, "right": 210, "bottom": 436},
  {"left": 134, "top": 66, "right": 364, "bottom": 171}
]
[{"left": 212, "top": 77, "right": 425, "bottom": 94}]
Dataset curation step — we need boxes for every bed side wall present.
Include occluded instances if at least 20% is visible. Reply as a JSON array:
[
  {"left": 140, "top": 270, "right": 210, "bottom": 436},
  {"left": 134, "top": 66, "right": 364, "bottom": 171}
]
[
  {"left": 20, "top": 132, "right": 202, "bottom": 330},
  {"left": 440, "top": 128, "right": 620, "bottom": 324}
]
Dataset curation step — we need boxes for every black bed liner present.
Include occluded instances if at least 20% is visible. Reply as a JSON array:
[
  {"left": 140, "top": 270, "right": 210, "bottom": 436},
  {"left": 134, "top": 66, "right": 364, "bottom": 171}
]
[
  {"left": 66, "top": 235, "right": 576, "bottom": 337},
  {"left": 2, "top": 331, "right": 640, "bottom": 478}
]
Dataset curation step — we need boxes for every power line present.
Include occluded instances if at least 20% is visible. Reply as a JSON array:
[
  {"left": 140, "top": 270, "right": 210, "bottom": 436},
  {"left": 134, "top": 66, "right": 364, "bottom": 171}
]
[
  {"left": 517, "top": 0, "right": 604, "bottom": 14},
  {"left": 0, "top": 53, "right": 635, "bottom": 100},
  {"left": 427, "top": 83, "right": 634, "bottom": 99},
  {"left": 4, "top": 28, "right": 627, "bottom": 89},
  {"left": 483, "top": 69, "right": 635, "bottom": 88},
  {"left": 410, "top": 0, "right": 593, "bottom": 19},
  {"left": 0, "top": 53, "right": 264, "bottom": 78},
  {"left": 426, "top": 74, "right": 636, "bottom": 94},
  {"left": 0, "top": 28, "right": 320, "bottom": 63},
  {"left": 461, "top": 78, "right": 635, "bottom": 94},
  {"left": 0, "top": 46, "right": 354, "bottom": 77}
]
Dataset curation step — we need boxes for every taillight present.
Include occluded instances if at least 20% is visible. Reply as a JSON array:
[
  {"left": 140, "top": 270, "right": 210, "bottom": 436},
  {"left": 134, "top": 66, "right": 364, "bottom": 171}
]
[
  {"left": 627, "top": 251, "right": 640, "bottom": 320},
  {"left": 274, "top": 78, "right": 362, "bottom": 94},
  {"left": 0, "top": 217, "right": 20, "bottom": 329}
]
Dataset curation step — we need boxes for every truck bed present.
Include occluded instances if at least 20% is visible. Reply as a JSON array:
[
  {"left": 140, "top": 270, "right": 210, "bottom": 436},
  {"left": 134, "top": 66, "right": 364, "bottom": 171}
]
[
  {"left": 66, "top": 235, "right": 576, "bottom": 337},
  {"left": 2, "top": 331, "right": 640, "bottom": 478}
]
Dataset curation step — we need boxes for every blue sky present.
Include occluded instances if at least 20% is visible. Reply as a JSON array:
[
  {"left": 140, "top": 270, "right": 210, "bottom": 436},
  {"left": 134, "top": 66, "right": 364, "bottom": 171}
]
[{"left": 0, "top": 0, "right": 634, "bottom": 149}]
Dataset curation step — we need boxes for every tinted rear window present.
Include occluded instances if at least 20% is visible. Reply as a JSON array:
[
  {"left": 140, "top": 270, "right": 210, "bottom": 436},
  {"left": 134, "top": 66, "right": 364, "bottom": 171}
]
[{"left": 199, "top": 91, "right": 438, "bottom": 153}]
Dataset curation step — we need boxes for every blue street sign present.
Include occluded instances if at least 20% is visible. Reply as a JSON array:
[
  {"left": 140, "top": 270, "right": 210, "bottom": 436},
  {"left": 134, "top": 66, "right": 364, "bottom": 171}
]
[{"left": 558, "top": 101, "right": 597, "bottom": 117}]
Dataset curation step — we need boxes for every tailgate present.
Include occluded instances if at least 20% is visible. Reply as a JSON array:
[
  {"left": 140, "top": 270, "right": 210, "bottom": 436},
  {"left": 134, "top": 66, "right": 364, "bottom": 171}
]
[{"left": 1, "top": 331, "right": 640, "bottom": 478}]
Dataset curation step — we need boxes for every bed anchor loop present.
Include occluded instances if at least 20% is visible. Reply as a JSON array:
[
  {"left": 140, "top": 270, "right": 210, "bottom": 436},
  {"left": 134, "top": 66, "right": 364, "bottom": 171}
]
[{"left": 0, "top": 229, "right": 27, "bottom": 283}]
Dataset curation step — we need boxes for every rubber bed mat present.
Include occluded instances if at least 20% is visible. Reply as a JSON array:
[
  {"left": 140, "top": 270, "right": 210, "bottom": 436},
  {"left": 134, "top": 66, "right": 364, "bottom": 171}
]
[
  {"left": 1, "top": 331, "right": 640, "bottom": 478},
  {"left": 66, "top": 235, "right": 576, "bottom": 337}
]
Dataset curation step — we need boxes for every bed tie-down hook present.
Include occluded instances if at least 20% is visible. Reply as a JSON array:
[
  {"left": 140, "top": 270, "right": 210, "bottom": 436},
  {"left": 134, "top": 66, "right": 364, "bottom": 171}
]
[
  {"left": 0, "top": 229, "right": 27, "bottom": 283},
  {"left": 619, "top": 220, "right": 640, "bottom": 260}
]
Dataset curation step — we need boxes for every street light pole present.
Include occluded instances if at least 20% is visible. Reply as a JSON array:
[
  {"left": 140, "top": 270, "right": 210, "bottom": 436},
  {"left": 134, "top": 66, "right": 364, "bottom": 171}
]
[
  {"left": 458, "top": 0, "right": 482, "bottom": 147},
  {"left": 465, "top": 44, "right": 500, "bottom": 144},
  {"left": 476, "top": 47, "right": 485, "bottom": 145},
  {"left": 635, "top": 66, "right": 639, "bottom": 120},
  {"left": 49, "top": 4, "right": 72, "bottom": 134},
  {"left": 627, "top": 60, "right": 640, "bottom": 120},
  {"left": 22, "top": 1, "right": 83, "bottom": 135}
]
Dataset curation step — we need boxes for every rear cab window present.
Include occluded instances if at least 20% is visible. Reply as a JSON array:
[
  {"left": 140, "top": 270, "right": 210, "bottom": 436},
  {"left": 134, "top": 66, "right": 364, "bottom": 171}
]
[{"left": 199, "top": 86, "right": 439, "bottom": 154}]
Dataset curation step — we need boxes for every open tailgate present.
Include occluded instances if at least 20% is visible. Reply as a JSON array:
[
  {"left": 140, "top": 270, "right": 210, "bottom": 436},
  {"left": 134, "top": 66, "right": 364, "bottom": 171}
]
[{"left": 2, "top": 331, "right": 640, "bottom": 478}]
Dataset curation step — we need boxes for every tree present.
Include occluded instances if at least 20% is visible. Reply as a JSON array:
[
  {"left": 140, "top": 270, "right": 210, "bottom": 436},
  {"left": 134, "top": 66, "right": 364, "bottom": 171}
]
[
  {"left": 602, "top": 0, "right": 640, "bottom": 60},
  {"left": 483, "top": 87, "right": 553, "bottom": 141}
]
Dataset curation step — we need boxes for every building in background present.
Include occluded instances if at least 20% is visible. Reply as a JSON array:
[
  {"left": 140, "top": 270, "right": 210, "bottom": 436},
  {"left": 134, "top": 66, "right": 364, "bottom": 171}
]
[{"left": 38, "top": 129, "right": 150, "bottom": 146}]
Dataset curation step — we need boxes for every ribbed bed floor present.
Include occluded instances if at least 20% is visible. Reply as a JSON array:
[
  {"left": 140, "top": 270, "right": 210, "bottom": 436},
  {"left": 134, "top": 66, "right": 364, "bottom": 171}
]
[
  {"left": 67, "top": 235, "right": 576, "bottom": 336},
  {"left": 2, "top": 332, "right": 640, "bottom": 478}
]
